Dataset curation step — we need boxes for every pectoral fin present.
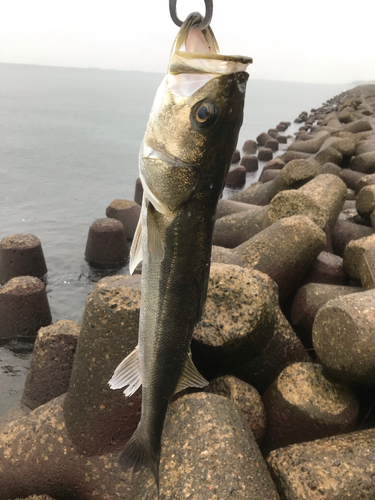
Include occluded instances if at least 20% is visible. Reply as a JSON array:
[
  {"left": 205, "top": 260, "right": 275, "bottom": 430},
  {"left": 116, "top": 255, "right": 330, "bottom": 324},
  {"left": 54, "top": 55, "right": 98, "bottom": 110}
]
[
  {"left": 129, "top": 216, "right": 142, "bottom": 275},
  {"left": 147, "top": 205, "right": 164, "bottom": 262},
  {"left": 174, "top": 352, "right": 208, "bottom": 394},
  {"left": 108, "top": 346, "right": 141, "bottom": 397}
]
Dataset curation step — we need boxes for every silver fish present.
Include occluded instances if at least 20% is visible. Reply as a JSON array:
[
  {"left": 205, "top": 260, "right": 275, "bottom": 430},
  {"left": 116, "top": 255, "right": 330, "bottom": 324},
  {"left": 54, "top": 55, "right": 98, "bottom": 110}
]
[{"left": 109, "top": 12, "right": 251, "bottom": 492}]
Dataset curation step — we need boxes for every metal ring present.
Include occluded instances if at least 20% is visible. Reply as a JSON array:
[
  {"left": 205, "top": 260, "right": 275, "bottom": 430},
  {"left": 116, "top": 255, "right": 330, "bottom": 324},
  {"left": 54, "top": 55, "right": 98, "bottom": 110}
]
[{"left": 169, "top": 0, "right": 213, "bottom": 29}]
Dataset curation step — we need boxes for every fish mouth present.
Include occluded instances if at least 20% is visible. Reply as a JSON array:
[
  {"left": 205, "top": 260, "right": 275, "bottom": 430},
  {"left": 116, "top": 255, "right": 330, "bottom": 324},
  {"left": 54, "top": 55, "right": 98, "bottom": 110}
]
[{"left": 169, "top": 12, "right": 252, "bottom": 76}]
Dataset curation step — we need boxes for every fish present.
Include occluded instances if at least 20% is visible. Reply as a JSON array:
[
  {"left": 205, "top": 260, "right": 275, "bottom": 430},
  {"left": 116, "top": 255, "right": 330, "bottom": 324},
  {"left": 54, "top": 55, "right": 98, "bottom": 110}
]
[{"left": 109, "top": 11, "right": 252, "bottom": 494}]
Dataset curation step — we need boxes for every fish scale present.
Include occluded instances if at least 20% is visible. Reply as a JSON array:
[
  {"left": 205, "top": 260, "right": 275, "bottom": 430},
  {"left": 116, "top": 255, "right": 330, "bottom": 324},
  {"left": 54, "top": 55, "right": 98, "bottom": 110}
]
[{"left": 108, "top": 11, "right": 251, "bottom": 496}]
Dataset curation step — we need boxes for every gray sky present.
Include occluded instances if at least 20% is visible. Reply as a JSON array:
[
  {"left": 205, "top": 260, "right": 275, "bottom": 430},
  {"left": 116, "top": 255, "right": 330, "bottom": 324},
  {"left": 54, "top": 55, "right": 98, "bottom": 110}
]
[{"left": 1, "top": 0, "right": 374, "bottom": 84}]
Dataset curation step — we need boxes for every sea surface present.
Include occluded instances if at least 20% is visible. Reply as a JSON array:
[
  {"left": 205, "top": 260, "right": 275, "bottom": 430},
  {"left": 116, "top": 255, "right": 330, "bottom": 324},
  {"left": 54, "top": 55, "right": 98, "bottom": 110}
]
[{"left": 0, "top": 62, "right": 348, "bottom": 415}]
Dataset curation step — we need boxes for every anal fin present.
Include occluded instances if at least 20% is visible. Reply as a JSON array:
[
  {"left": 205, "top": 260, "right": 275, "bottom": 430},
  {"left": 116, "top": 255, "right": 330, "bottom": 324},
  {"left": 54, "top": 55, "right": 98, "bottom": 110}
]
[
  {"left": 174, "top": 351, "right": 208, "bottom": 394},
  {"left": 108, "top": 346, "right": 141, "bottom": 397}
]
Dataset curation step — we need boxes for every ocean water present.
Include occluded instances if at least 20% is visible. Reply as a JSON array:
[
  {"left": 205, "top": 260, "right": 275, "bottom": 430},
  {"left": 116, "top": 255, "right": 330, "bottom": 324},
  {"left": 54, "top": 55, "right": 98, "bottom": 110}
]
[{"left": 0, "top": 62, "right": 347, "bottom": 414}]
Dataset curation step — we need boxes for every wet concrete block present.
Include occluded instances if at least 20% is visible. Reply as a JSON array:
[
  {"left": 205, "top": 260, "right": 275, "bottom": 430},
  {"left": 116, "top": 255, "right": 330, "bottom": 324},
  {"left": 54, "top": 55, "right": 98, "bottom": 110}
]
[
  {"left": 242, "top": 139, "right": 258, "bottom": 154},
  {"left": 226, "top": 165, "right": 246, "bottom": 187},
  {"left": 0, "top": 234, "right": 47, "bottom": 284},
  {"left": 240, "top": 154, "right": 258, "bottom": 172},
  {"left": 0, "top": 276, "right": 52, "bottom": 340},
  {"left": 84, "top": 218, "right": 129, "bottom": 268},
  {"left": 105, "top": 199, "right": 141, "bottom": 240}
]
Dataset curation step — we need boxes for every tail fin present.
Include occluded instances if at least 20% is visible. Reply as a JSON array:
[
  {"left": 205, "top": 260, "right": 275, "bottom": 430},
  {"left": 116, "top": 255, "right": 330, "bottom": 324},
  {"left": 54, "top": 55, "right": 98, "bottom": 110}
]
[{"left": 119, "top": 428, "right": 160, "bottom": 496}]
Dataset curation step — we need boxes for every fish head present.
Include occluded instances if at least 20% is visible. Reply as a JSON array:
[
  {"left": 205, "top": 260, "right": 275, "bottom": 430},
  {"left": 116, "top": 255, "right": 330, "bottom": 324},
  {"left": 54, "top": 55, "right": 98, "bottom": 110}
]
[{"left": 140, "top": 13, "right": 252, "bottom": 214}]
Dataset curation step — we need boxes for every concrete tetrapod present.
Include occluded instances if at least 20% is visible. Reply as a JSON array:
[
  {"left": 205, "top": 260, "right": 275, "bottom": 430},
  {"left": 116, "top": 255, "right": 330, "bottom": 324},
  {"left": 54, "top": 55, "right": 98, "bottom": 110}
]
[
  {"left": 132, "top": 393, "right": 281, "bottom": 500},
  {"left": 231, "top": 215, "right": 327, "bottom": 302},
  {"left": 0, "top": 395, "right": 134, "bottom": 500},
  {"left": 313, "top": 289, "right": 375, "bottom": 385},
  {"left": 212, "top": 205, "right": 268, "bottom": 248},
  {"left": 205, "top": 375, "right": 267, "bottom": 445},
  {"left": 290, "top": 283, "right": 361, "bottom": 347},
  {"left": 261, "top": 362, "right": 358, "bottom": 453},
  {"left": 192, "top": 263, "right": 278, "bottom": 380},
  {"left": 0, "top": 234, "right": 47, "bottom": 284},
  {"left": 266, "top": 174, "right": 347, "bottom": 232},
  {"left": 228, "top": 159, "right": 320, "bottom": 205},
  {"left": 63, "top": 274, "right": 142, "bottom": 455},
  {"left": 21, "top": 320, "right": 80, "bottom": 410},
  {"left": 267, "top": 428, "right": 375, "bottom": 500}
]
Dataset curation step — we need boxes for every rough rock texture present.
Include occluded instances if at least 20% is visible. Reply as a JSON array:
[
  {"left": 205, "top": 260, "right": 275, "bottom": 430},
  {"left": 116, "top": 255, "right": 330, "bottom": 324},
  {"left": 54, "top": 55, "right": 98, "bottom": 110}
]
[
  {"left": 0, "top": 276, "right": 52, "bottom": 340},
  {"left": 0, "top": 233, "right": 47, "bottom": 284},
  {"left": 192, "top": 264, "right": 278, "bottom": 379},
  {"left": 232, "top": 216, "right": 327, "bottom": 302},
  {"left": 0, "top": 395, "right": 134, "bottom": 500},
  {"left": 212, "top": 206, "right": 268, "bottom": 248},
  {"left": 262, "top": 362, "right": 358, "bottom": 453},
  {"left": 105, "top": 199, "right": 141, "bottom": 240},
  {"left": 133, "top": 393, "right": 281, "bottom": 500},
  {"left": 343, "top": 233, "right": 375, "bottom": 281},
  {"left": 267, "top": 428, "right": 375, "bottom": 500},
  {"left": 290, "top": 283, "right": 361, "bottom": 347},
  {"left": 313, "top": 289, "right": 375, "bottom": 385},
  {"left": 21, "top": 320, "right": 80, "bottom": 410},
  {"left": 63, "top": 275, "right": 142, "bottom": 455},
  {"left": 205, "top": 375, "right": 266, "bottom": 444}
]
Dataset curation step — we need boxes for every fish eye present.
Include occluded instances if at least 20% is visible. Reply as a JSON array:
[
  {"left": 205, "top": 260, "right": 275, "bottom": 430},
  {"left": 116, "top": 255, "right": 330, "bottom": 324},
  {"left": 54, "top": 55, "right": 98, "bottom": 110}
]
[{"left": 192, "top": 101, "right": 218, "bottom": 128}]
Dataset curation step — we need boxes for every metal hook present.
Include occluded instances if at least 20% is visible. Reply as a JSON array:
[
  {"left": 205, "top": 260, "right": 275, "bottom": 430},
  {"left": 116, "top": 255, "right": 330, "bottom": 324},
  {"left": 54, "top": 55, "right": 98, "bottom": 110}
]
[{"left": 169, "top": 0, "right": 213, "bottom": 30}]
